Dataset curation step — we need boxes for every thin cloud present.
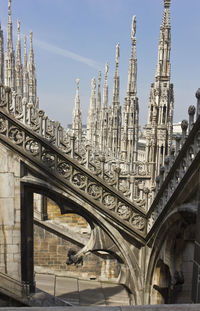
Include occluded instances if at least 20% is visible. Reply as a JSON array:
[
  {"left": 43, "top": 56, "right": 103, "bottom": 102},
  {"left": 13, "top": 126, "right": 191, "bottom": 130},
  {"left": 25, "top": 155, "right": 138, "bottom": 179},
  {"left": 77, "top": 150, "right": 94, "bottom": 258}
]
[
  {"left": 34, "top": 38, "right": 101, "bottom": 70},
  {"left": 1, "top": 23, "right": 101, "bottom": 70}
]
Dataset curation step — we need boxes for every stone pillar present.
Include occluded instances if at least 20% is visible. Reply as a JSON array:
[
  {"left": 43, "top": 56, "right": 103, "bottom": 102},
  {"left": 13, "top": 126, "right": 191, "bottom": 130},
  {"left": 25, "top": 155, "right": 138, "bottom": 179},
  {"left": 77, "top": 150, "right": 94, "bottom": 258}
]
[
  {"left": 0, "top": 142, "right": 21, "bottom": 281},
  {"left": 21, "top": 183, "right": 35, "bottom": 293}
]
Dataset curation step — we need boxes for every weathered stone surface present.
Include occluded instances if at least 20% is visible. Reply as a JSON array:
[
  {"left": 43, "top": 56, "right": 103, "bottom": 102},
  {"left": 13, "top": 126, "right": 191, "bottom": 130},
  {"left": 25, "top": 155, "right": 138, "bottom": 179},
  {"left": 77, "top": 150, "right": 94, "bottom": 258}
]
[{"left": 1, "top": 304, "right": 200, "bottom": 311}]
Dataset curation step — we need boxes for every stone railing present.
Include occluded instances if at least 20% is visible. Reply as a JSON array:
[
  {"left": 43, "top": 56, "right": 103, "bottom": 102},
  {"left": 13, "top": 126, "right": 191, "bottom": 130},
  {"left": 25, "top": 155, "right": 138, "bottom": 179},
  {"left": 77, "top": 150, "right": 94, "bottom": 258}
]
[
  {"left": 147, "top": 90, "right": 200, "bottom": 233},
  {"left": 2, "top": 85, "right": 150, "bottom": 204},
  {"left": 0, "top": 85, "right": 146, "bottom": 235}
]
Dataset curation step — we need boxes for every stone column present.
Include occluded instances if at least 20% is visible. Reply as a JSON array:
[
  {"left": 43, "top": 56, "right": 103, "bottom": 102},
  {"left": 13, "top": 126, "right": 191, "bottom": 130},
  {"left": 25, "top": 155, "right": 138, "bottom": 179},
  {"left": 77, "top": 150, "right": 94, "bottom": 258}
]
[
  {"left": 21, "top": 183, "right": 35, "bottom": 293},
  {"left": 0, "top": 142, "right": 21, "bottom": 282}
]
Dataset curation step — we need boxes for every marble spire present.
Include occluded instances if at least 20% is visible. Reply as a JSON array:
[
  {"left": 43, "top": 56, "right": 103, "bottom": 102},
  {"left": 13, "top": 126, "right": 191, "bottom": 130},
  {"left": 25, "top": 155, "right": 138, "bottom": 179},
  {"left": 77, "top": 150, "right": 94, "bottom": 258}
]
[
  {"left": 103, "top": 62, "right": 109, "bottom": 109},
  {"left": 23, "top": 35, "right": 29, "bottom": 100},
  {"left": 100, "top": 63, "right": 109, "bottom": 151},
  {"left": 5, "top": 0, "right": 15, "bottom": 89},
  {"left": 72, "top": 78, "right": 82, "bottom": 142},
  {"left": 7, "top": 0, "right": 13, "bottom": 51},
  {"left": 97, "top": 71, "right": 101, "bottom": 112},
  {"left": 23, "top": 35, "right": 27, "bottom": 69},
  {"left": 87, "top": 78, "right": 97, "bottom": 146},
  {"left": 28, "top": 31, "right": 37, "bottom": 106},
  {"left": 96, "top": 71, "right": 102, "bottom": 145},
  {"left": 112, "top": 43, "right": 120, "bottom": 106},
  {"left": 15, "top": 19, "right": 23, "bottom": 96},
  {"left": 145, "top": 0, "right": 174, "bottom": 181},
  {"left": 127, "top": 16, "right": 137, "bottom": 97},
  {"left": 109, "top": 43, "right": 121, "bottom": 156},
  {"left": 155, "top": 0, "right": 171, "bottom": 80},
  {"left": 122, "top": 15, "right": 139, "bottom": 164}
]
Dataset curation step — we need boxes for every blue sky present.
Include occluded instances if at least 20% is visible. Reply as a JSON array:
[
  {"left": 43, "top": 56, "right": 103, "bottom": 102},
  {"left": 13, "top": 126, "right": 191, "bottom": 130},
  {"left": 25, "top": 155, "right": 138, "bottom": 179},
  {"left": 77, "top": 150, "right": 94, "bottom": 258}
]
[{"left": 0, "top": 0, "right": 200, "bottom": 128}]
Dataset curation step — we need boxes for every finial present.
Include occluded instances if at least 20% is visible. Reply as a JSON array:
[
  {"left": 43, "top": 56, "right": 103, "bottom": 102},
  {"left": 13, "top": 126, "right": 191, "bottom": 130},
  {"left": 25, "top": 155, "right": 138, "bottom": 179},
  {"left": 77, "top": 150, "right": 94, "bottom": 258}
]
[
  {"left": 115, "top": 43, "right": 120, "bottom": 63},
  {"left": 24, "top": 35, "right": 27, "bottom": 47},
  {"left": 91, "top": 77, "right": 96, "bottom": 91},
  {"left": 164, "top": 0, "right": 171, "bottom": 8},
  {"left": 8, "top": 0, "right": 11, "bottom": 16},
  {"left": 17, "top": 19, "right": 20, "bottom": 35},
  {"left": 131, "top": 15, "right": 136, "bottom": 39},
  {"left": 76, "top": 78, "right": 80, "bottom": 91},
  {"left": 30, "top": 31, "right": 33, "bottom": 44},
  {"left": 105, "top": 62, "right": 109, "bottom": 75},
  {"left": 98, "top": 71, "right": 101, "bottom": 85}
]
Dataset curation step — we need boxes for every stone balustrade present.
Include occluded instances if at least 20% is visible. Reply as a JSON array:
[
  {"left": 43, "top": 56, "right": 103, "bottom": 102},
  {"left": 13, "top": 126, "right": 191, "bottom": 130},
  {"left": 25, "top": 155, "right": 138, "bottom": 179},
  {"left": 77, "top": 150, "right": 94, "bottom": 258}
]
[{"left": 147, "top": 90, "right": 200, "bottom": 233}]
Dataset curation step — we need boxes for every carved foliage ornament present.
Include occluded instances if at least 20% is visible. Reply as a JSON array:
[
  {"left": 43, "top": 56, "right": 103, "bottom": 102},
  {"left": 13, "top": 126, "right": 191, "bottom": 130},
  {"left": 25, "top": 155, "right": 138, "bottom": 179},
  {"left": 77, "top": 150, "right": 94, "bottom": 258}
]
[
  {"left": 87, "top": 183, "right": 101, "bottom": 200},
  {"left": 131, "top": 214, "right": 145, "bottom": 231},
  {"left": 72, "top": 172, "right": 86, "bottom": 189},
  {"left": 8, "top": 127, "right": 23, "bottom": 144},
  {"left": 102, "top": 193, "right": 116, "bottom": 210},
  {"left": 25, "top": 139, "right": 40, "bottom": 156},
  {"left": 0, "top": 116, "right": 7, "bottom": 133},
  {"left": 57, "top": 162, "right": 71, "bottom": 178},
  {"left": 41, "top": 151, "right": 55, "bottom": 166},
  {"left": 116, "top": 203, "right": 132, "bottom": 220}
]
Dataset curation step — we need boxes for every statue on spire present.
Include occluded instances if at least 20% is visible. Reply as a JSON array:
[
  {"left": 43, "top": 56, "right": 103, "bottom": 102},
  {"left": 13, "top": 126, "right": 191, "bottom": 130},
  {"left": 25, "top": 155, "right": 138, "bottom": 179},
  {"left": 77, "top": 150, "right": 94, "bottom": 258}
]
[
  {"left": 8, "top": 0, "right": 11, "bottom": 16},
  {"left": 30, "top": 31, "right": 33, "bottom": 44},
  {"left": 91, "top": 77, "right": 96, "bottom": 92},
  {"left": 115, "top": 43, "right": 120, "bottom": 63},
  {"left": 98, "top": 71, "right": 101, "bottom": 85},
  {"left": 131, "top": 15, "right": 136, "bottom": 39},
  {"left": 76, "top": 78, "right": 80, "bottom": 91},
  {"left": 164, "top": 0, "right": 171, "bottom": 8},
  {"left": 105, "top": 62, "right": 109, "bottom": 76},
  {"left": 17, "top": 19, "right": 20, "bottom": 33}
]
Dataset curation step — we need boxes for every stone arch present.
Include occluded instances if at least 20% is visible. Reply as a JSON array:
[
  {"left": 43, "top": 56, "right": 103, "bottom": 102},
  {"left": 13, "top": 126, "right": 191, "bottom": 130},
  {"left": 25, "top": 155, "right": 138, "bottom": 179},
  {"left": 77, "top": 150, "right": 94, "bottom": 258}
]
[
  {"left": 21, "top": 173, "right": 143, "bottom": 304},
  {"left": 145, "top": 207, "right": 196, "bottom": 305}
]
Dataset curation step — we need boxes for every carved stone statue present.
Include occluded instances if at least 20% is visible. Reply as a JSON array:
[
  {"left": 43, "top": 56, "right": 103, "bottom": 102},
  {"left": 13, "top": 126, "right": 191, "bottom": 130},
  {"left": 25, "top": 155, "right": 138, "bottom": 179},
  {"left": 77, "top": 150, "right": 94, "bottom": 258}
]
[{"left": 131, "top": 15, "right": 136, "bottom": 39}]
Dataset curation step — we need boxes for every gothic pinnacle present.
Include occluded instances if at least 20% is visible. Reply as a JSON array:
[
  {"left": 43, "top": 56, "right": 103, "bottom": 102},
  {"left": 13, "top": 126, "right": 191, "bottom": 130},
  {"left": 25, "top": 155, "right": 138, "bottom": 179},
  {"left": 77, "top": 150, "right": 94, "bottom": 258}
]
[
  {"left": 103, "top": 62, "right": 109, "bottom": 108},
  {"left": 97, "top": 71, "right": 101, "bottom": 111},
  {"left": 91, "top": 77, "right": 96, "bottom": 97},
  {"left": 29, "top": 31, "right": 34, "bottom": 66},
  {"left": 16, "top": 19, "right": 21, "bottom": 63},
  {"left": 7, "top": 0, "right": 13, "bottom": 51},
  {"left": 127, "top": 15, "right": 137, "bottom": 96},
  {"left": 98, "top": 71, "right": 101, "bottom": 89},
  {"left": 24, "top": 35, "right": 27, "bottom": 67},
  {"left": 75, "top": 78, "right": 80, "bottom": 105}
]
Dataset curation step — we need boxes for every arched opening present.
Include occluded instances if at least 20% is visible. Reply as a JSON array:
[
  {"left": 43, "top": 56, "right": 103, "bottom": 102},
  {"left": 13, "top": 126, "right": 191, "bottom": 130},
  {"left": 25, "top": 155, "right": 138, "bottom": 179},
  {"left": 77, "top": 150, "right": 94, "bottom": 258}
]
[
  {"left": 147, "top": 211, "right": 196, "bottom": 305},
  {"left": 32, "top": 194, "right": 129, "bottom": 305},
  {"left": 152, "top": 259, "right": 171, "bottom": 304}
]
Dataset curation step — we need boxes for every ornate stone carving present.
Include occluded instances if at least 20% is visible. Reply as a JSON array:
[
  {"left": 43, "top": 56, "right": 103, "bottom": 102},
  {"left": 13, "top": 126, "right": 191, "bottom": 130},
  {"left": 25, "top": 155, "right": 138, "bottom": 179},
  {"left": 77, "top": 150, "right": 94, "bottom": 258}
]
[
  {"left": 72, "top": 173, "right": 86, "bottom": 188},
  {"left": 87, "top": 183, "right": 101, "bottom": 200},
  {"left": 25, "top": 139, "right": 40, "bottom": 156},
  {"left": 41, "top": 151, "right": 55, "bottom": 166},
  {"left": 116, "top": 204, "right": 132, "bottom": 220},
  {"left": 57, "top": 162, "right": 71, "bottom": 178},
  {"left": 0, "top": 116, "right": 7, "bottom": 133},
  {"left": 131, "top": 214, "right": 145, "bottom": 231},
  {"left": 8, "top": 127, "right": 23, "bottom": 144},
  {"left": 102, "top": 194, "right": 116, "bottom": 210}
]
